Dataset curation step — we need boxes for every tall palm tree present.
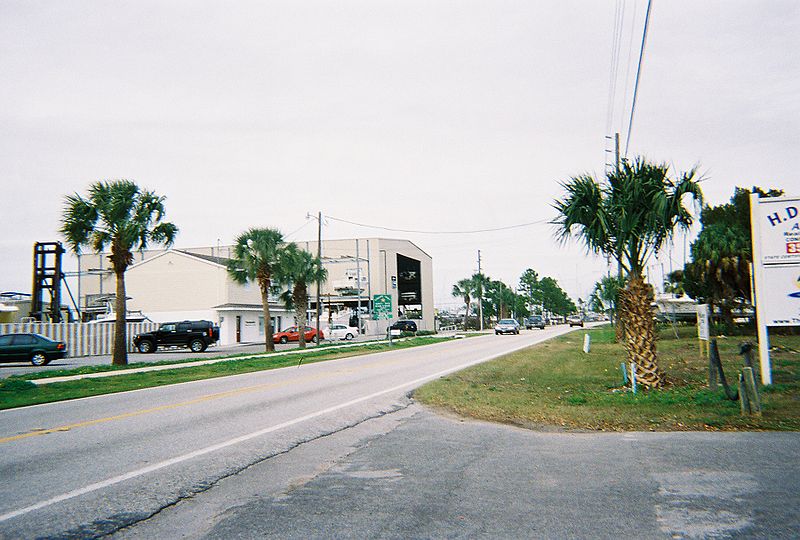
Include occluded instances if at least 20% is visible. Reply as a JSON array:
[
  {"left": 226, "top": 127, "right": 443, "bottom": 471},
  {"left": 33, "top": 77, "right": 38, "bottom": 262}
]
[
  {"left": 227, "top": 228, "right": 284, "bottom": 352},
  {"left": 60, "top": 180, "right": 178, "bottom": 365},
  {"left": 274, "top": 244, "right": 328, "bottom": 349},
  {"left": 553, "top": 157, "right": 702, "bottom": 388},
  {"left": 451, "top": 278, "right": 475, "bottom": 330}
]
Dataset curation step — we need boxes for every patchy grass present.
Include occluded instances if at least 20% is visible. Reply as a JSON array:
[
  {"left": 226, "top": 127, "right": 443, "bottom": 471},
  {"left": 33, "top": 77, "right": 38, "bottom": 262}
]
[
  {"left": 0, "top": 337, "right": 448, "bottom": 410},
  {"left": 415, "top": 325, "right": 800, "bottom": 431}
]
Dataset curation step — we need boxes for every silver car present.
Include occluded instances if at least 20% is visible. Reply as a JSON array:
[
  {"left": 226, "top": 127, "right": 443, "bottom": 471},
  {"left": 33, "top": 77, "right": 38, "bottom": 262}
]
[{"left": 494, "top": 319, "right": 520, "bottom": 335}]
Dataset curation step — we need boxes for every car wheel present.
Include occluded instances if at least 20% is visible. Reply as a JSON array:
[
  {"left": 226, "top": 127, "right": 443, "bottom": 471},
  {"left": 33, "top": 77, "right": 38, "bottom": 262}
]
[
  {"left": 345, "top": 333, "right": 354, "bottom": 340},
  {"left": 30, "top": 352, "right": 49, "bottom": 366},
  {"left": 280, "top": 336, "right": 288, "bottom": 344},
  {"left": 312, "top": 335, "right": 319, "bottom": 343},
  {"left": 189, "top": 339, "right": 205, "bottom": 353},
  {"left": 137, "top": 340, "right": 155, "bottom": 354}
]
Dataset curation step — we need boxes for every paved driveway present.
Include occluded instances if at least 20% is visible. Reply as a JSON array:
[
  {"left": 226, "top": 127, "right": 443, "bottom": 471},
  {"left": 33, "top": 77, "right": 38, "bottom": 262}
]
[{"left": 116, "top": 405, "right": 800, "bottom": 539}]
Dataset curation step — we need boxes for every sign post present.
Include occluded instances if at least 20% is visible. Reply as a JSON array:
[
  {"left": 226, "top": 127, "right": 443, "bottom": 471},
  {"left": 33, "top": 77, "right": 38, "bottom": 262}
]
[
  {"left": 696, "top": 304, "right": 710, "bottom": 358},
  {"left": 750, "top": 193, "right": 800, "bottom": 385}
]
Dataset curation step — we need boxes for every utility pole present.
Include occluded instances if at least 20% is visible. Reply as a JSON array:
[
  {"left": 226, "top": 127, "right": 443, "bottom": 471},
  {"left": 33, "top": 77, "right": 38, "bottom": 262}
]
[
  {"left": 356, "top": 239, "right": 361, "bottom": 335},
  {"left": 316, "top": 211, "right": 322, "bottom": 346},
  {"left": 477, "top": 250, "right": 483, "bottom": 331}
]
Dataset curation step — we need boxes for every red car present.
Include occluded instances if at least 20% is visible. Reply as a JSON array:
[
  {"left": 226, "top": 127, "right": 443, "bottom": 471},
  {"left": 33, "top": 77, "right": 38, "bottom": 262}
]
[{"left": 272, "top": 326, "right": 323, "bottom": 344}]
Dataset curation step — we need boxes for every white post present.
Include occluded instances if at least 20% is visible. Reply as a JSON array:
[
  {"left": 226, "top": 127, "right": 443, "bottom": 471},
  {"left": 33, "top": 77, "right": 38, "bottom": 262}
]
[
  {"left": 583, "top": 334, "right": 591, "bottom": 353},
  {"left": 749, "top": 192, "right": 772, "bottom": 385}
]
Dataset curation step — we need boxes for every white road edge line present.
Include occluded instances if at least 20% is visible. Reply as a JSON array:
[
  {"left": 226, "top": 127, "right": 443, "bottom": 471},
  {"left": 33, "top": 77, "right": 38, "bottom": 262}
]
[{"left": 0, "top": 330, "right": 569, "bottom": 523}]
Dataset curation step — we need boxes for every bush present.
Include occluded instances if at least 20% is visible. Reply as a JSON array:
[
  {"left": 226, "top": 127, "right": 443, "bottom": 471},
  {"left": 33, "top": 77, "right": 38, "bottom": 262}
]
[{"left": 416, "top": 330, "right": 436, "bottom": 336}]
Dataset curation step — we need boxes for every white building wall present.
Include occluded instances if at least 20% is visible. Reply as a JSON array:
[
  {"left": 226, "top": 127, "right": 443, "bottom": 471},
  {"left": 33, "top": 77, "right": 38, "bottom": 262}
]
[{"left": 123, "top": 251, "right": 228, "bottom": 313}]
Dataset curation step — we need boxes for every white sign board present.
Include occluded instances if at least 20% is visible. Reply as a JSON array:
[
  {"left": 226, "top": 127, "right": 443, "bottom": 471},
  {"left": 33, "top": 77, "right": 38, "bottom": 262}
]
[
  {"left": 757, "top": 265, "right": 800, "bottom": 326},
  {"left": 750, "top": 193, "right": 800, "bottom": 385},
  {"left": 696, "top": 304, "right": 710, "bottom": 341},
  {"left": 754, "top": 197, "right": 800, "bottom": 265}
]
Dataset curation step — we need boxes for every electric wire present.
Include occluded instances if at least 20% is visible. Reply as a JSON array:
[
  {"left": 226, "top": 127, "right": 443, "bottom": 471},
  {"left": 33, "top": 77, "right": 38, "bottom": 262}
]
[
  {"left": 325, "top": 215, "right": 549, "bottom": 235},
  {"left": 619, "top": 0, "right": 639, "bottom": 130},
  {"left": 605, "top": 0, "right": 627, "bottom": 134},
  {"left": 624, "top": 0, "right": 654, "bottom": 157},
  {"left": 284, "top": 218, "right": 313, "bottom": 240}
]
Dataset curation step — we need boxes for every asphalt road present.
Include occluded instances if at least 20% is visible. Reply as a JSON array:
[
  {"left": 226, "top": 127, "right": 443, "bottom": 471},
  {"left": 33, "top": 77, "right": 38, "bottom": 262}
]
[
  {"left": 0, "top": 326, "right": 573, "bottom": 538},
  {"left": 3, "top": 325, "right": 797, "bottom": 539},
  {"left": 116, "top": 407, "right": 800, "bottom": 540}
]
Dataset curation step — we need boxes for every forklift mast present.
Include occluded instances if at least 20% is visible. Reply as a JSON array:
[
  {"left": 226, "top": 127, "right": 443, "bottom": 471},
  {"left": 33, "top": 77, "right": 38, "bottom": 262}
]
[{"left": 31, "top": 241, "right": 65, "bottom": 322}]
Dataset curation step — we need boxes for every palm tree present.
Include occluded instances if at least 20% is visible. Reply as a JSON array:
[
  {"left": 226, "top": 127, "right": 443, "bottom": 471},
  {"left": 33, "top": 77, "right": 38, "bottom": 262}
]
[
  {"left": 60, "top": 180, "right": 178, "bottom": 365},
  {"left": 590, "top": 275, "right": 626, "bottom": 324},
  {"left": 451, "top": 278, "right": 475, "bottom": 330},
  {"left": 553, "top": 157, "right": 702, "bottom": 388},
  {"left": 227, "top": 228, "right": 285, "bottom": 352},
  {"left": 274, "top": 244, "right": 328, "bottom": 349}
]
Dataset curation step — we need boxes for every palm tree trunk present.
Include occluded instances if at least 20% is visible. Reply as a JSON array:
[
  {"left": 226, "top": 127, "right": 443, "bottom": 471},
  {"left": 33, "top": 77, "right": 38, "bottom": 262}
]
[
  {"left": 463, "top": 299, "right": 470, "bottom": 330},
  {"left": 615, "top": 289, "right": 626, "bottom": 343},
  {"left": 113, "top": 269, "right": 128, "bottom": 365},
  {"left": 295, "top": 285, "right": 307, "bottom": 349},
  {"left": 260, "top": 279, "right": 274, "bottom": 352},
  {"left": 622, "top": 276, "right": 664, "bottom": 388}
]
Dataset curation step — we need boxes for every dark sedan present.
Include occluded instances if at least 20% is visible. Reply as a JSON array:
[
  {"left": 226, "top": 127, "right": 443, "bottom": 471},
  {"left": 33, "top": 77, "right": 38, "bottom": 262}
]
[{"left": 0, "top": 333, "right": 68, "bottom": 366}]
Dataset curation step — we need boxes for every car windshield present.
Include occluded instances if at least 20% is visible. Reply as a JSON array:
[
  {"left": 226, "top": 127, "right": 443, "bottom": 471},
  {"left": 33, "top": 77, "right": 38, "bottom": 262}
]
[{"left": 499, "top": 319, "right": 516, "bottom": 324}]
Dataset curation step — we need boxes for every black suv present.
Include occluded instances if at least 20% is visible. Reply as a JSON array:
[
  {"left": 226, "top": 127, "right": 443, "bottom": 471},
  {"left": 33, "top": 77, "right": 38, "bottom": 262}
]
[
  {"left": 525, "top": 316, "right": 545, "bottom": 330},
  {"left": 133, "top": 320, "right": 220, "bottom": 353},
  {"left": 388, "top": 320, "right": 418, "bottom": 333}
]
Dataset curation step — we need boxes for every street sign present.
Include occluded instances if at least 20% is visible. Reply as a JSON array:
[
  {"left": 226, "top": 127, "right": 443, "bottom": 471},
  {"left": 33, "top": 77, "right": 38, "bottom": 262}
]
[
  {"left": 696, "top": 304, "right": 710, "bottom": 341},
  {"left": 373, "top": 294, "right": 392, "bottom": 320}
]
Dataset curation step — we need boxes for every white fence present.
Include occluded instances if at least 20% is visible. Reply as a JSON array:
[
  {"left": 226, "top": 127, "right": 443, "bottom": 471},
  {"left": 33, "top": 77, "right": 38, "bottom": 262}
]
[{"left": 0, "top": 322, "right": 160, "bottom": 358}]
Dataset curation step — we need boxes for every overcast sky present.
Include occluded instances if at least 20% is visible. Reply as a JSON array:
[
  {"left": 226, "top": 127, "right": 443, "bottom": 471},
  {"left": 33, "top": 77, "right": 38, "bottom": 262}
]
[{"left": 1, "top": 1, "right": 798, "bottom": 309}]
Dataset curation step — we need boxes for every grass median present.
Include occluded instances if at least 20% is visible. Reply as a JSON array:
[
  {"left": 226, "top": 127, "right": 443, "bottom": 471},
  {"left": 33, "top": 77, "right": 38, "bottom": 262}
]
[
  {"left": 0, "top": 336, "right": 448, "bottom": 410},
  {"left": 415, "top": 326, "right": 800, "bottom": 431}
]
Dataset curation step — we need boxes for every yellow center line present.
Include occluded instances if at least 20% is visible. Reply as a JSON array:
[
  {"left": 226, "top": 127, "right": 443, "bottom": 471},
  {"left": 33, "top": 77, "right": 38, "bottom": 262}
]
[
  {"left": 1, "top": 345, "right": 429, "bottom": 445},
  {"left": 0, "top": 352, "right": 422, "bottom": 444},
  {"left": 0, "top": 370, "right": 333, "bottom": 444}
]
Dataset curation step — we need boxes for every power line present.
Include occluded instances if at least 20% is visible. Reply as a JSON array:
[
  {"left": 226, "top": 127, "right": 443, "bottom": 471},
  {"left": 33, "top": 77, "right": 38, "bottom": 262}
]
[
  {"left": 619, "top": 0, "right": 639, "bottom": 130},
  {"left": 605, "top": 0, "right": 627, "bottom": 134},
  {"left": 324, "top": 215, "right": 549, "bottom": 235},
  {"left": 624, "top": 0, "right": 654, "bottom": 157}
]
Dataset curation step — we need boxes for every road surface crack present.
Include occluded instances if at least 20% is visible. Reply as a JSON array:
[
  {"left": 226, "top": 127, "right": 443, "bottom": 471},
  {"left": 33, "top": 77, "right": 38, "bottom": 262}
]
[{"left": 63, "top": 397, "right": 417, "bottom": 539}]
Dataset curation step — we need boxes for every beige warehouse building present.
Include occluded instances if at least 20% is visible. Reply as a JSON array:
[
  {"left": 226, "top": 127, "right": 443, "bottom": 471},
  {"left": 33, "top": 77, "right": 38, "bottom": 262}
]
[{"left": 72, "top": 238, "right": 433, "bottom": 345}]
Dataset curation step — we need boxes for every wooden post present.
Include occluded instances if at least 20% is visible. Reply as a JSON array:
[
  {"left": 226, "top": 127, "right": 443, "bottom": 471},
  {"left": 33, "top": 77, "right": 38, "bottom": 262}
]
[
  {"left": 739, "top": 372, "right": 751, "bottom": 415},
  {"left": 742, "top": 367, "right": 762, "bottom": 416}
]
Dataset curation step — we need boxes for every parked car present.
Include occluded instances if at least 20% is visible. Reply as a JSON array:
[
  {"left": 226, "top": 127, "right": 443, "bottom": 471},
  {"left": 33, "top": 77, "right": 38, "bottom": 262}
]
[
  {"left": 567, "top": 315, "right": 584, "bottom": 327},
  {"left": 388, "top": 320, "right": 418, "bottom": 334},
  {"left": 325, "top": 324, "right": 359, "bottom": 340},
  {"left": 273, "top": 326, "right": 324, "bottom": 344},
  {"left": 494, "top": 319, "right": 520, "bottom": 335},
  {"left": 0, "top": 333, "right": 67, "bottom": 366},
  {"left": 133, "top": 320, "right": 220, "bottom": 353},
  {"left": 525, "top": 315, "right": 545, "bottom": 330}
]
